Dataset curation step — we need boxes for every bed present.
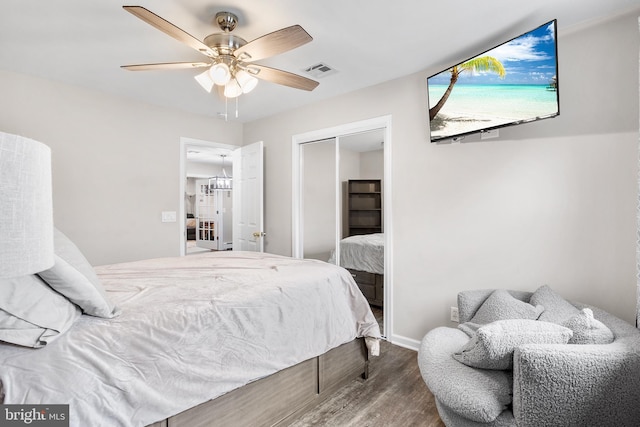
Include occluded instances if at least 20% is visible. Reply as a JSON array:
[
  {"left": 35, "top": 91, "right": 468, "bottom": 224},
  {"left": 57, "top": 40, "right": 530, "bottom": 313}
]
[
  {"left": 329, "top": 233, "right": 384, "bottom": 307},
  {"left": 0, "top": 234, "right": 380, "bottom": 427}
]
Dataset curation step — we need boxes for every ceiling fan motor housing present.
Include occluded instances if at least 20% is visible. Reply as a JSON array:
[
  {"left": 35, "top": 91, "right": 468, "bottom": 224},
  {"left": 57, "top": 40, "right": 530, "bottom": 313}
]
[
  {"left": 215, "top": 12, "right": 238, "bottom": 32},
  {"left": 203, "top": 33, "right": 247, "bottom": 56}
]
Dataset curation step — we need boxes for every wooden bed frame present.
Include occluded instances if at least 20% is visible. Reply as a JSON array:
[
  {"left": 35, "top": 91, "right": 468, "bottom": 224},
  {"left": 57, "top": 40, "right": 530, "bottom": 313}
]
[
  {"left": 146, "top": 338, "right": 368, "bottom": 427},
  {"left": 348, "top": 269, "right": 384, "bottom": 307}
]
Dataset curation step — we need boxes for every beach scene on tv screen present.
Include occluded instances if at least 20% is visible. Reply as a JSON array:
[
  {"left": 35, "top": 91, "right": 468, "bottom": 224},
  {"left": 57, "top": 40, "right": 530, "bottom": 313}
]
[{"left": 428, "top": 21, "right": 558, "bottom": 141}]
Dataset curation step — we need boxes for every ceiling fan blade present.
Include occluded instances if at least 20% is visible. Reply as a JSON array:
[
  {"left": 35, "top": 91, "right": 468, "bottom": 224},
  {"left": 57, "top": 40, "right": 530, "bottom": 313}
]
[
  {"left": 123, "top": 6, "right": 216, "bottom": 58},
  {"left": 121, "top": 62, "right": 210, "bottom": 71},
  {"left": 251, "top": 65, "right": 319, "bottom": 91},
  {"left": 234, "top": 25, "right": 312, "bottom": 62}
]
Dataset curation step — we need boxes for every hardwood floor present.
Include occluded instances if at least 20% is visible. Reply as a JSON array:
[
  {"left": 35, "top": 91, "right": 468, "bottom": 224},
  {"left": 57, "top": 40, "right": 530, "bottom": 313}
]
[{"left": 285, "top": 340, "right": 445, "bottom": 427}]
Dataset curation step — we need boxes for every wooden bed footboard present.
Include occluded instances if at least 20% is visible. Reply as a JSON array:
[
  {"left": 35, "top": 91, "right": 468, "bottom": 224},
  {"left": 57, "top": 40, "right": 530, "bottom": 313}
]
[{"left": 147, "top": 338, "right": 369, "bottom": 427}]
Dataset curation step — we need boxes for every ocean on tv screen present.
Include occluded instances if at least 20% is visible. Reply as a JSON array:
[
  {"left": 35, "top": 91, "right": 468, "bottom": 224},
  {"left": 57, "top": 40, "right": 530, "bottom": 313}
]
[{"left": 428, "top": 83, "right": 558, "bottom": 139}]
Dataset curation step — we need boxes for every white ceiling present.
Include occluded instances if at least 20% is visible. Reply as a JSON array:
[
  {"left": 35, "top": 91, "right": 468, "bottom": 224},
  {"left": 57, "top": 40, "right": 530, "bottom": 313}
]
[
  {"left": 187, "top": 146, "right": 233, "bottom": 164},
  {"left": 1, "top": 0, "right": 637, "bottom": 123}
]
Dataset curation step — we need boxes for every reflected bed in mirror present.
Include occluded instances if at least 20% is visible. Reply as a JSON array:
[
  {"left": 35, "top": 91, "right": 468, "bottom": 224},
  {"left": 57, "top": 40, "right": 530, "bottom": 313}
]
[{"left": 330, "top": 233, "right": 384, "bottom": 307}]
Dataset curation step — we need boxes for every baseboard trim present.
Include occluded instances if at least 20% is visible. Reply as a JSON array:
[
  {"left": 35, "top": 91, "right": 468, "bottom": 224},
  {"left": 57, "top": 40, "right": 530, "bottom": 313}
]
[{"left": 389, "top": 334, "right": 421, "bottom": 352}]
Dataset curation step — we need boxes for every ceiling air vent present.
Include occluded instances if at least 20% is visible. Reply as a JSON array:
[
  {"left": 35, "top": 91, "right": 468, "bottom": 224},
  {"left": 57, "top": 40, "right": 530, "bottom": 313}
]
[{"left": 303, "top": 62, "right": 337, "bottom": 79}]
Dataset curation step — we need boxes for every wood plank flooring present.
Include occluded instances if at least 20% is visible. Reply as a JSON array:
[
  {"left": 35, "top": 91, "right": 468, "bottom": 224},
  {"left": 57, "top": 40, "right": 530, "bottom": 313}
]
[{"left": 285, "top": 340, "right": 445, "bottom": 427}]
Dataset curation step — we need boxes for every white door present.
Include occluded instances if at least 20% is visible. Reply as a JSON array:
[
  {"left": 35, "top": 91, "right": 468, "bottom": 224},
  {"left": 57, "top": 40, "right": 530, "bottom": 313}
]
[
  {"left": 195, "top": 179, "right": 217, "bottom": 250},
  {"left": 232, "top": 141, "right": 264, "bottom": 252}
]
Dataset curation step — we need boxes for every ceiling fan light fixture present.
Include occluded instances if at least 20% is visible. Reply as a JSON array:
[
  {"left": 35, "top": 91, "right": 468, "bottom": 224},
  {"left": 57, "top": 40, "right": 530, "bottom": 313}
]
[
  {"left": 209, "top": 62, "right": 231, "bottom": 85},
  {"left": 223, "top": 79, "right": 243, "bottom": 98},
  {"left": 121, "top": 6, "right": 319, "bottom": 111},
  {"left": 236, "top": 70, "right": 258, "bottom": 94},
  {"left": 194, "top": 69, "right": 215, "bottom": 92}
]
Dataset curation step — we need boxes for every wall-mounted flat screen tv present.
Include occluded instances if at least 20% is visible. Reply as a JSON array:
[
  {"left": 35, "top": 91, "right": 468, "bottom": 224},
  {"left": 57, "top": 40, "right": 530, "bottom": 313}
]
[{"left": 427, "top": 20, "right": 559, "bottom": 142}]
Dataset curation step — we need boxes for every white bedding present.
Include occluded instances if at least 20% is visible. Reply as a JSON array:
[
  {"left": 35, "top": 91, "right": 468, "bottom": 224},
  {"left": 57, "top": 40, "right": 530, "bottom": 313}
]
[
  {"left": 0, "top": 251, "right": 380, "bottom": 427},
  {"left": 329, "top": 233, "right": 384, "bottom": 275}
]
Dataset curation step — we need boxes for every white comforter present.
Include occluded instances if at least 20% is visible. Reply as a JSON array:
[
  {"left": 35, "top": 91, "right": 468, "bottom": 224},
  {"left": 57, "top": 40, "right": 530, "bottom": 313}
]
[
  {"left": 0, "top": 251, "right": 380, "bottom": 427},
  {"left": 329, "top": 233, "right": 384, "bottom": 275}
]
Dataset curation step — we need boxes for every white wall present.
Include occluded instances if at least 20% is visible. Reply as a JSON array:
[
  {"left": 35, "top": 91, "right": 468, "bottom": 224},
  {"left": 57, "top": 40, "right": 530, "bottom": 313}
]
[
  {"left": 360, "top": 150, "right": 384, "bottom": 180},
  {"left": 244, "top": 10, "right": 640, "bottom": 343},
  {"left": 0, "top": 70, "right": 242, "bottom": 266}
]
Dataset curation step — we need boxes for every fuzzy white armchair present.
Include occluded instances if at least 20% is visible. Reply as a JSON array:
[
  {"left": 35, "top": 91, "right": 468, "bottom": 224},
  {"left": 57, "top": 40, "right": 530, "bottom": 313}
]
[{"left": 418, "top": 288, "right": 640, "bottom": 427}]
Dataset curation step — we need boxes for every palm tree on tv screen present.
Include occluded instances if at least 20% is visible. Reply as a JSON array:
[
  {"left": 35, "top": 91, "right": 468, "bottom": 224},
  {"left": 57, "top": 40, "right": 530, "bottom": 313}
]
[{"left": 429, "top": 56, "right": 506, "bottom": 121}]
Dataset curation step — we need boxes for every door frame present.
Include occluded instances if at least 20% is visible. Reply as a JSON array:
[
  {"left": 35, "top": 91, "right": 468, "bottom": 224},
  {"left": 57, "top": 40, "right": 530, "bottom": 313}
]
[
  {"left": 291, "top": 115, "right": 393, "bottom": 340},
  {"left": 179, "top": 137, "right": 239, "bottom": 256}
]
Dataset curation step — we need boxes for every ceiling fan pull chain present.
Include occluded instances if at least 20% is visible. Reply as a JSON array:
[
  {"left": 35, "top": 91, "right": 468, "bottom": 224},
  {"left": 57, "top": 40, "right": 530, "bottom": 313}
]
[{"left": 235, "top": 97, "right": 239, "bottom": 119}]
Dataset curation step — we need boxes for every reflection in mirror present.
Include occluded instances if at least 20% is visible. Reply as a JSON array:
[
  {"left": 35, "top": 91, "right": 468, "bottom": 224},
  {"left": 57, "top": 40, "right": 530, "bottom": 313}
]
[
  {"left": 299, "top": 128, "right": 385, "bottom": 335},
  {"left": 302, "top": 139, "right": 337, "bottom": 263},
  {"left": 337, "top": 130, "right": 385, "bottom": 332}
]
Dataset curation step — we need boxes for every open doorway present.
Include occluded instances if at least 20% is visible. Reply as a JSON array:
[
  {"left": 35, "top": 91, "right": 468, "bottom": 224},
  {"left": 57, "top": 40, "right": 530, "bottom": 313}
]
[
  {"left": 179, "top": 138, "right": 265, "bottom": 256},
  {"left": 179, "top": 138, "right": 237, "bottom": 256},
  {"left": 292, "top": 116, "right": 392, "bottom": 339}
]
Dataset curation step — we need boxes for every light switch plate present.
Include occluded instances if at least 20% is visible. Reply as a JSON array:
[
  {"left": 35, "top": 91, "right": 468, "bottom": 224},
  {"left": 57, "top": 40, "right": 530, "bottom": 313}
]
[{"left": 161, "top": 211, "right": 177, "bottom": 223}]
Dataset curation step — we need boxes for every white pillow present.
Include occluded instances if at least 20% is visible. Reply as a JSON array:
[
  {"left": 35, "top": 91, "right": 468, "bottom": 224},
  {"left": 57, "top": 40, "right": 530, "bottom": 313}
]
[
  {"left": 0, "top": 275, "right": 81, "bottom": 348},
  {"left": 38, "top": 228, "right": 119, "bottom": 318},
  {"left": 530, "top": 285, "right": 579, "bottom": 324},
  {"left": 458, "top": 322, "right": 482, "bottom": 337},
  {"left": 562, "top": 308, "right": 614, "bottom": 345},
  {"left": 470, "top": 289, "right": 544, "bottom": 324},
  {"left": 453, "top": 319, "right": 573, "bottom": 370}
]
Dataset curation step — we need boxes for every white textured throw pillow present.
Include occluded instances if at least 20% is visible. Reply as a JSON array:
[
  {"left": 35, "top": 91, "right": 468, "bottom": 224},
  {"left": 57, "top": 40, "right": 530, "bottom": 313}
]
[
  {"left": 458, "top": 322, "right": 482, "bottom": 337},
  {"left": 562, "top": 308, "right": 614, "bottom": 345},
  {"left": 530, "top": 285, "right": 579, "bottom": 324},
  {"left": 453, "top": 319, "right": 573, "bottom": 370},
  {"left": 38, "top": 228, "right": 120, "bottom": 318},
  {"left": 469, "top": 289, "right": 544, "bottom": 325}
]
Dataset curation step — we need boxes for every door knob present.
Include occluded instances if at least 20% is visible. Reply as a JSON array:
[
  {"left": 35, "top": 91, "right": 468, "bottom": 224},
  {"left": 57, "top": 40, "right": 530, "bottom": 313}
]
[{"left": 252, "top": 231, "right": 266, "bottom": 238}]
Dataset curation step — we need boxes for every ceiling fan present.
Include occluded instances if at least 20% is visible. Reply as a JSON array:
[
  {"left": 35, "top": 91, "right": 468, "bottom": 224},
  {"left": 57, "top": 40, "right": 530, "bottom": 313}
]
[{"left": 121, "top": 6, "right": 319, "bottom": 99}]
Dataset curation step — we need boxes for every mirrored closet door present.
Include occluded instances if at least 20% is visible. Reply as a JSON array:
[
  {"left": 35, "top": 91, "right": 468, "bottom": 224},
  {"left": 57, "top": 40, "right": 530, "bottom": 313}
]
[
  {"left": 302, "top": 139, "right": 337, "bottom": 262},
  {"left": 298, "top": 129, "right": 385, "bottom": 334}
]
